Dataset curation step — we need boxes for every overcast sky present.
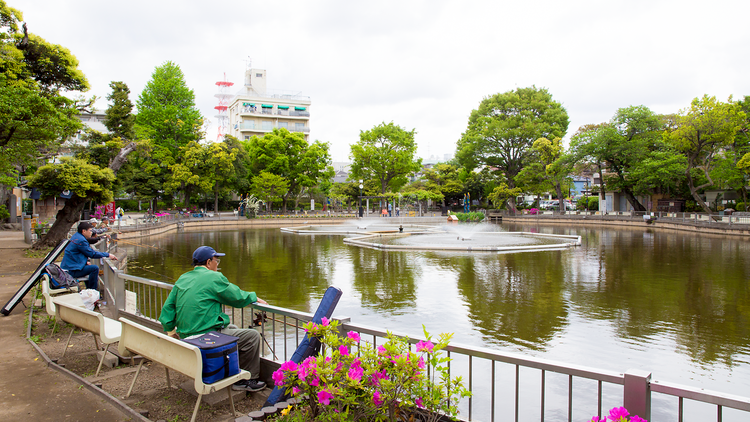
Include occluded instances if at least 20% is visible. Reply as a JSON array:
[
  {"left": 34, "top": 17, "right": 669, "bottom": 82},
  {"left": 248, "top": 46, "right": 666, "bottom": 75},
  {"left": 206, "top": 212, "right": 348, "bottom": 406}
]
[{"left": 19, "top": 0, "right": 750, "bottom": 162}]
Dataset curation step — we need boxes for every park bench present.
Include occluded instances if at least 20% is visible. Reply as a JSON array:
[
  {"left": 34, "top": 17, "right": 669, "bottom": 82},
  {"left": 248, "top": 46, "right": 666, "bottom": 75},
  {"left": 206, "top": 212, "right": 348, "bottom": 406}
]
[
  {"left": 54, "top": 299, "right": 122, "bottom": 377},
  {"left": 117, "top": 317, "right": 251, "bottom": 422},
  {"left": 41, "top": 273, "right": 84, "bottom": 335}
]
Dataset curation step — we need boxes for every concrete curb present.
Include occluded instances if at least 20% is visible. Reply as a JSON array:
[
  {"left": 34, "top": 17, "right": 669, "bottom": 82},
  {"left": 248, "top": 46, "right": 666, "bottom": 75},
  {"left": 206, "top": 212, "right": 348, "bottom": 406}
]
[{"left": 25, "top": 301, "right": 150, "bottom": 422}]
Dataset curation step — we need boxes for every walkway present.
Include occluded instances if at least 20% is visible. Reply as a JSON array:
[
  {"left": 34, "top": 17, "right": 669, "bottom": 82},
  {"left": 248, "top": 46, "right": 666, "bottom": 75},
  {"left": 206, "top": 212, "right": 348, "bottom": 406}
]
[{"left": 0, "top": 231, "right": 133, "bottom": 421}]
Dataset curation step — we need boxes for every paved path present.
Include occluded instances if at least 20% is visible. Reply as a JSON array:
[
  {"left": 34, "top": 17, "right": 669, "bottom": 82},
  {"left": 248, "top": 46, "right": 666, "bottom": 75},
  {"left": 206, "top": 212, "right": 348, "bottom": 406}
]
[{"left": 0, "top": 231, "right": 133, "bottom": 421}]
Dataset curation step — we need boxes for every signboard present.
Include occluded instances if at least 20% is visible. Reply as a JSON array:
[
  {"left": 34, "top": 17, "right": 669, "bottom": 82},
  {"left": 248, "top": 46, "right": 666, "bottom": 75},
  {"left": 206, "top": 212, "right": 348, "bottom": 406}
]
[
  {"left": 125, "top": 290, "right": 137, "bottom": 314},
  {"left": 105, "top": 202, "right": 116, "bottom": 220}
]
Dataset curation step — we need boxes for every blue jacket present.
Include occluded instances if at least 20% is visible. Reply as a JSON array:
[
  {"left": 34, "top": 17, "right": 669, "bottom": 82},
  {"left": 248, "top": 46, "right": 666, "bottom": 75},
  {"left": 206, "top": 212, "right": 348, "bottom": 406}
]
[{"left": 60, "top": 232, "right": 109, "bottom": 271}]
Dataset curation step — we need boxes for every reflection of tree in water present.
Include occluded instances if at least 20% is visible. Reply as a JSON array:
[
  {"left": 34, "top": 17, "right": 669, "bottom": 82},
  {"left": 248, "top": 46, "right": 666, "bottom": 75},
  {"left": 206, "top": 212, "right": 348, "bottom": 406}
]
[
  {"left": 569, "top": 228, "right": 750, "bottom": 367},
  {"left": 450, "top": 252, "right": 569, "bottom": 351},
  {"left": 350, "top": 249, "right": 419, "bottom": 315}
]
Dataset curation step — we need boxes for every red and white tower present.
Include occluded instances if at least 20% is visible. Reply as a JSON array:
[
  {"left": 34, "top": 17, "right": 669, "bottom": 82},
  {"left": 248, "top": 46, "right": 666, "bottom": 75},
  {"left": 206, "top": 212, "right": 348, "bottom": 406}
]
[{"left": 214, "top": 73, "right": 234, "bottom": 141}]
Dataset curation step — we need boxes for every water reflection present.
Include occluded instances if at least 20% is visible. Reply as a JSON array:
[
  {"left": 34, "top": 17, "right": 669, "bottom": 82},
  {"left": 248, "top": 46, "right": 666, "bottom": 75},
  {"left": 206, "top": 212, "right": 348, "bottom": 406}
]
[{"left": 123, "top": 224, "right": 750, "bottom": 402}]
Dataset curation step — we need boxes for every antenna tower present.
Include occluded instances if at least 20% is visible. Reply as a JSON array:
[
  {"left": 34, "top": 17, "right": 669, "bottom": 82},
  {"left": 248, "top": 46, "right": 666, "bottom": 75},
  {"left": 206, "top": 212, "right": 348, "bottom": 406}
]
[{"left": 214, "top": 73, "right": 234, "bottom": 141}]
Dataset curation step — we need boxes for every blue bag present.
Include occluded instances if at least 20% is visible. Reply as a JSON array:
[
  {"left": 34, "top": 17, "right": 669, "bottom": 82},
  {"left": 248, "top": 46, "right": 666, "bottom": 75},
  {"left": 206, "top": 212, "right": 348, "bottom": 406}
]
[{"left": 183, "top": 331, "right": 240, "bottom": 384}]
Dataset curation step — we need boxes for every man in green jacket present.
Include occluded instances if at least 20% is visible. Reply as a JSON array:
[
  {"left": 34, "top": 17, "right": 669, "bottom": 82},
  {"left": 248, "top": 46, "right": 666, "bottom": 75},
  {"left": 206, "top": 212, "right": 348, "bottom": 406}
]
[{"left": 158, "top": 246, "right": 268, "bottom": 392}]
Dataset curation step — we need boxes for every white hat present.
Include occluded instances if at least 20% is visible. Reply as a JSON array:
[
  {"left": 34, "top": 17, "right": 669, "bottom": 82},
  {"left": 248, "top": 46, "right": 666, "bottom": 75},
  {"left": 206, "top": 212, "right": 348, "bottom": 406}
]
[{"left": 89, "top": 218, "right": 99, "bottom": 224}]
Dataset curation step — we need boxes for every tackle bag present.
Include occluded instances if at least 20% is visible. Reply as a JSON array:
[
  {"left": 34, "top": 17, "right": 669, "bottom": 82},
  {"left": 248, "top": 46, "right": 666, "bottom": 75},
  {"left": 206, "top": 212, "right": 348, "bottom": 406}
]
[
  {"left": 183, "top": 331, "right": 240, "bottom": 384},
  {"left": 45, "top": 263, "right": 79, "bottom": 290}
]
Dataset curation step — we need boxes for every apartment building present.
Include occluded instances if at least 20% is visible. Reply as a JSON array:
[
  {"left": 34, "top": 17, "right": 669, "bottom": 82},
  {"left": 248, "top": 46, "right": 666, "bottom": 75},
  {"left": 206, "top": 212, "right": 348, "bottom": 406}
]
[{"left": 228, "top": 68, "right": 311, "bottom": 141}]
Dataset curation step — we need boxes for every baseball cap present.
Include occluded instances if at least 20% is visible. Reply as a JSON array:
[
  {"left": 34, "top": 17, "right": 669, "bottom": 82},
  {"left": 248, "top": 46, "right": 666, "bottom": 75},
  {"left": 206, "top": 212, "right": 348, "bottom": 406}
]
[{"left": 192, "top": 246, "right": 225, "bottom": 262}]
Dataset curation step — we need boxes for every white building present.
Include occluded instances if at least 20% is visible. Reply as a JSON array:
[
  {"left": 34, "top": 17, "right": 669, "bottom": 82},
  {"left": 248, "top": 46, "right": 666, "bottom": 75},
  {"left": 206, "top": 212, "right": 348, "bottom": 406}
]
[{"left": 228, "top": 68, "right": 311, "bottom": 142}]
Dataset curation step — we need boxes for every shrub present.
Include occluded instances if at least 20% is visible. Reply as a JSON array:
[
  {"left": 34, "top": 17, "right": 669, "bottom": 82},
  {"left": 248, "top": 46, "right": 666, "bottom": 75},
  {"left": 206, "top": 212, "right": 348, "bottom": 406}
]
[
  {"left": 736, "top": 202, "right": 746, "bottom": 211},
  {"left": 587, "top": 196, "right": 599, "bottom": 210},
  {"left": 0, "top": 204, "right": 10, "bottom": 220},
  {"left": 453, "top": 212, "right": 485, "bottom": 222},
  {"left": 271, "top": 319, "right": 471, "bottom": 422}
]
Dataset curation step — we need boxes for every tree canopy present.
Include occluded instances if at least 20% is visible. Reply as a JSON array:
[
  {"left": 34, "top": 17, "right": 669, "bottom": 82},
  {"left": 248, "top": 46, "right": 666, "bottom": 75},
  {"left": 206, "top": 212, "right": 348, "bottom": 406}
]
[
  {"left": 456, "top": 86, "right": 569, "bottom": 210},
  {"left": 349, "top": 122, "right": 422, "bottom": 194}
]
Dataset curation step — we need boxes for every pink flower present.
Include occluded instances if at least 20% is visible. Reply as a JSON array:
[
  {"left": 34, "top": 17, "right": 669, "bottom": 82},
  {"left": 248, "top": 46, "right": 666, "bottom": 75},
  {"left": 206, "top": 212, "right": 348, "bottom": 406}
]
[
  {"left": 272, "top": 369, "right": 285, "bottom": 386},
  {"left": 348, "top": 365, "right": 364, "bottom": 382},
  {"left": 377, "top": 345, "right": 387, "bottom": 355},
  {"left": 309, "top": 376, "right": 320, "bottom": 386},
  {"left": 418, "top": 357, "right": 426, "bottom": 370},
  {"left": 321, "top": 317, "right": 330, "bottom": 326},
  {"left": 608, "top": 407, "right": 629, "bottom": 421},
  {"left": 336, "top": 362, "right": 343, "bottom": 372},
  {"left": 317, "top": 389, "right": 334, "bottom": 405},
  {"left": 347, "top": 331, "right": 361, "bottom": 342},
  {"left": 305, "top": 322, "right": 317, "bottom": 332},
  {"left": 630, "top": 416, "right": 647, "bottom": 422},
  {"left": 416, "top": 340, "right": 434, "bottom": 353},
  {"left": 373, "top": 390, "right": 383, "bottom": 406},
  {"left": 279, "top": 361, "right": 298, "bottom": 372},
  {"left": 339, "top": 345, "right": 349, "bottom": 356},
  {"left": 415, "top": 397, "right": 425, "bottom": 408},
  {"left": 590, "top": 418, "right": 605, "bottom": 422},
  {"left": 292, "top": 386, "right": 301, "bottom": 395}
]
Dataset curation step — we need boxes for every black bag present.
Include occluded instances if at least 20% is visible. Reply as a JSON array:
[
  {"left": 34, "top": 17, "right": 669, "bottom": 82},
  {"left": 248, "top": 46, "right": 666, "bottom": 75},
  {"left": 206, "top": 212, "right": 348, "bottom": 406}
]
[
  {"left": 45, "top": 263, "right": 79, "bottom": 289},
  {"left": 183, "top": 331, "right": 240, "bottom": 384}
]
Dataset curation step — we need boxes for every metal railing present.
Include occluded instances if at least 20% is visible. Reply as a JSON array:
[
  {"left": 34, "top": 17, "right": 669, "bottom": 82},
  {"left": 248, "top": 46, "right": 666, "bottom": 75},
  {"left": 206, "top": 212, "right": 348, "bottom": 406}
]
[
  {"left": 101, "top": 262, "right": 750, "bottom": 422},
  {"left": 502, "top": 209, "right": 750, "bottom": 227}
]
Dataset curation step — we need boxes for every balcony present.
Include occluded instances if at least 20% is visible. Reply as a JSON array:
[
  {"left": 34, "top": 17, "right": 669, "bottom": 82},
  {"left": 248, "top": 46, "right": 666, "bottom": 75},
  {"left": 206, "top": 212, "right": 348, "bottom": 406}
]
[{"left": 238, "top": 106, "right": 310, "bottom": 118}]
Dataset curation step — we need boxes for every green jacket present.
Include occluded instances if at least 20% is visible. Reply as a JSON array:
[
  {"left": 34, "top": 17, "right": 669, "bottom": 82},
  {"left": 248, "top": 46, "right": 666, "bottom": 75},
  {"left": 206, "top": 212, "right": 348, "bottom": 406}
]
[{"left": 158, "top": 266, "right": 257, "bottom": 338}]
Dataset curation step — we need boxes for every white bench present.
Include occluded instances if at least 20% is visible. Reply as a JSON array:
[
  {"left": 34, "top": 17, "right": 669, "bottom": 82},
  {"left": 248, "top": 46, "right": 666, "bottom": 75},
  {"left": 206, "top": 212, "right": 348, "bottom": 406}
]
[
  {"left": 54, "top": 299, "right": 122, "bottom": 377},
  {"left": 117, "top": 318, "right": 251, "bottom": 422}
]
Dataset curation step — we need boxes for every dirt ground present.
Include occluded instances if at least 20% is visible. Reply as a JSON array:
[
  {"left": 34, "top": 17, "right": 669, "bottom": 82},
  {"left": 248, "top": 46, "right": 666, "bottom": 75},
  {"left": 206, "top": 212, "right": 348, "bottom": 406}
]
[
  {"left": 28, "top": 296, "right": 269, "bottom": 422},
  {"left": 0, "top": 238, "right": 268, "bottom": 422}
]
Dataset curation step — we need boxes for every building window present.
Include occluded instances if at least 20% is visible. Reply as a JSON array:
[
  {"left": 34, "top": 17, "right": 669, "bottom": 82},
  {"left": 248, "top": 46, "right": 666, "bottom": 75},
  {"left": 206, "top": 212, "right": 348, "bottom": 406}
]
[
  {"left": 256, "top": 73, "right": 263, "bottom": 78},
  {"left": 244, "top": 136, "right": 250, "bottom": 140},
  {"left": 262, "top": 121, "right": 273, "bottom": 130},
  {"left": 295, "top": 123, "right": 305, "bottom": 131},
  {"left": 278, "top": 122, "right": 288, "bottom": 129}
]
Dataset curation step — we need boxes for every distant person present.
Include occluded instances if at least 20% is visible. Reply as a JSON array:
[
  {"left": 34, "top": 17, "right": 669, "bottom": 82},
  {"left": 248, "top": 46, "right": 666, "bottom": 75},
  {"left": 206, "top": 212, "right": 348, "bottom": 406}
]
[
  {"left": 61, "top": 221, "right": 117, "bottom": 290},
  {"left": 115, "top": 206, "right": 124, "bottom": 226},
  {"left": 158, "top": 246, "right": 268, "bottom": 392},
  {"left": 388, "top": 203, "right": 392, "bottom": 217},
  {"left": 358, "top": 205, "right": 364, "bottom": 218},
  {"left": 396, "top": 206, "right": 400, "bottom": 217}
]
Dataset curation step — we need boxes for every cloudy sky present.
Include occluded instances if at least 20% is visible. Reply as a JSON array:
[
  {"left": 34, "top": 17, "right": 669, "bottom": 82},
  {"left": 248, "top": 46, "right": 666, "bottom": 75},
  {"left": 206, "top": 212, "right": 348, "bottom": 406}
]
[{"left": 19, "top": 0, "right": 750, "bottom": 162}]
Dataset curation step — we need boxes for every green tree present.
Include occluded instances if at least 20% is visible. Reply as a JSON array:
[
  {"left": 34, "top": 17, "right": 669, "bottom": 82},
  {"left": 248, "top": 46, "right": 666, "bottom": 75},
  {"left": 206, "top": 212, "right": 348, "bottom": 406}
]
[
  {"left": 164, "top": 141, "right": 213, "bottom": 208},
  {"left": 205, "top": 141, "right": 238, "bottom": 212},
  {"left": 244, "top": 128, "right": 332, "bottom": 212},
  {"left": 136, "top": 61, "right": 203, "bottom": 204},
  {"left": 0, "top": 1, "right": 88, "bottom": 195},
  {"left": 251, "top": 171, "right": 289, "bottom": 212},
  {"left": 518, "top": 137, "right": 572, "bottom": 213},
  {"left": 569, "top": 106, "right": 665, "bottom": 211},
  {"left": 30, "top": 80, "right": 138, "bottom": 248},
  {"left": 349, "top": 122, "right": 422, "bottom": 195},
  {"left": 664, "top": 95, "right": 745, "bottom": 213},
  {"left": 456, "top": 86, "right": 569, "bottom": 211},
  {"left": 104, "top": 81, "right": 135, "bottom": 139},
  {"left": 487, "top": 182, "right": 522, "bottom": 209},
  {"left": 422, "top": 164, "right": 463, "bottom": 206}
]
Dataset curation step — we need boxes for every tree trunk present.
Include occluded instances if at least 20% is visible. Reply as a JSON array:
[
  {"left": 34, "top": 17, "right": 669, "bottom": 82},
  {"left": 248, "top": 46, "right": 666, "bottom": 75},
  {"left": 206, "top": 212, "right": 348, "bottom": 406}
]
[
  {"left": 687, "top": 169, "right": 712, "bottom": 213},
  {"left": 554, "top": 183, "right": 565, "bottom": 214},
  {"left": 622, "top": 189, "right": 647, "bottom": 212},
  {"left": 32, "top": 196, "right": 86, "bottom": 249}
]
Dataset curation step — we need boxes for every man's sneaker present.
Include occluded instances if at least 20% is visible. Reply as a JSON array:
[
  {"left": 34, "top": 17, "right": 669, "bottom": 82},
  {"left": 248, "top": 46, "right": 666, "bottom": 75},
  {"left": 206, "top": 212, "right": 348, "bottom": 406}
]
[{"left": 232, "top": 379, "right": 266, "bottom": 392}]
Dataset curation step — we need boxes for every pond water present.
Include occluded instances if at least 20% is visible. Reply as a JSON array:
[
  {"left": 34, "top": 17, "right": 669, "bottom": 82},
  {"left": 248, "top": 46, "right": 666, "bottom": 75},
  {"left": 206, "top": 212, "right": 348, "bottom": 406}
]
[{"left": 121, "top": 222, "right": 750, "bottom": 421}]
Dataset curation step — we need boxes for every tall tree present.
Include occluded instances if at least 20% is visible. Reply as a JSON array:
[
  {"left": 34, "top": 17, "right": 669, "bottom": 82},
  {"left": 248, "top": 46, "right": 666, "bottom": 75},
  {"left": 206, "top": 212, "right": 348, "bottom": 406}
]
[
  {"left": 244, "top": 128, "right": 333, "bottom": 212},
  {"left": 0, "top": 1, "right": 89, "bottom": 199},
  {"left": 251, "top": 171, "right": 289, "bottom": 212},
  {"left": 30, "top": 81, "right": 138, "bottom": 248},
  {"left": 349, "top": 122, "right": 422, "bottom": 195},
  {"left": 136, "top": 61, "right": 203, "bottom": 204},
  {"left": 664, "top": 95, "right": 745, "bottom": 213},
  {"left": 164, "top": 141, "right": 212, "bottom": 208},
  {"left": 456, "top": 86, "right": 569, "bottom": 211}
]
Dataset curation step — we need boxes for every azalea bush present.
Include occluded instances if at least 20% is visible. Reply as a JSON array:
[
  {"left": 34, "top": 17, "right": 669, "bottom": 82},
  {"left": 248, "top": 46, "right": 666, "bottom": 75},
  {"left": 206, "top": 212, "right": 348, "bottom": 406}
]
[
  {"left": 271, "top": 318, "right": 471, "bottom": 422},
  {"left": 590, "top": 406, "right": 647, "bottom": 422}
]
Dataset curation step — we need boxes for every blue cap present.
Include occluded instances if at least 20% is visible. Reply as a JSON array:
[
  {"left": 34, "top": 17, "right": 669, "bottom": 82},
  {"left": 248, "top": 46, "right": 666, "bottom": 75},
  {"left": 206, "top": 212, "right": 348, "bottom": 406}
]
[{"left": 192, "top": 246, "right": 225, "bottom": 262}]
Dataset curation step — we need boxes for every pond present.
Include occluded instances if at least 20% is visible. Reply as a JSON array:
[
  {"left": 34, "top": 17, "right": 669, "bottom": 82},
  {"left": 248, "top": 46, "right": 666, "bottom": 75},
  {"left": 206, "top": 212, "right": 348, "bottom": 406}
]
[{"left": 121, "top": 222, "right": 750, "bottom": 421}]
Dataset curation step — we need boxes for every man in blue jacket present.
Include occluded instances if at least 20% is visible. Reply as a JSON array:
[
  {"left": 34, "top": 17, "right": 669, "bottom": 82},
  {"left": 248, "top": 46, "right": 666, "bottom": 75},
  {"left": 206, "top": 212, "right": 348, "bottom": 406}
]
[{"left": 61, "top": 221, "right": 117, "bottom": 290}]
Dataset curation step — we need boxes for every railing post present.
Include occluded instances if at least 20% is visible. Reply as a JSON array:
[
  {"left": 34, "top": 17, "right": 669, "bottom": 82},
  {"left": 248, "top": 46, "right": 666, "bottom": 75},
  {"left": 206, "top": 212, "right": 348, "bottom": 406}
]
[
  {"left": 623, "top": 369, "right": 651, "bottom": 420},
  {"left": 113, "top": 269, "right": 125, "bottom": 319}
]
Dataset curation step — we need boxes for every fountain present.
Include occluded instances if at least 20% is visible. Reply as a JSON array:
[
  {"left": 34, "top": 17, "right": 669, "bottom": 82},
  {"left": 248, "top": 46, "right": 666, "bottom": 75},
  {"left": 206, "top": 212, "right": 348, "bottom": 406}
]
[{"left": 282, "top": 221, "right": 580, "bottom": 252}]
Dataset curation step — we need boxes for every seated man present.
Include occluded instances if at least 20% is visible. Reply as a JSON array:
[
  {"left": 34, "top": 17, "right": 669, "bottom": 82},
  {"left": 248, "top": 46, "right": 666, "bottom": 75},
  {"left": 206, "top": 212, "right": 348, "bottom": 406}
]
[
  {"left": 61, "top": 221, "right": 118, "bottom": 290},
  {"left": 158, "top": 246, "right": 268, "bottom": 392}
]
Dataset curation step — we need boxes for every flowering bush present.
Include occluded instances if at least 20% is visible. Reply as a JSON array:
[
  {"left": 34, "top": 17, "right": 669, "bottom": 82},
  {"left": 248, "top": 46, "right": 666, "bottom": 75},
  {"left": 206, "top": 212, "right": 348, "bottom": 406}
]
[
  {"left": 271, "top": 318, "right": 471, "bottom": 422},
  {"left": 529, "top": 208, "right": 539, "bottom": 215},
  {"left": 590, "top": 406, "right": 647, "bottom": 422}
]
